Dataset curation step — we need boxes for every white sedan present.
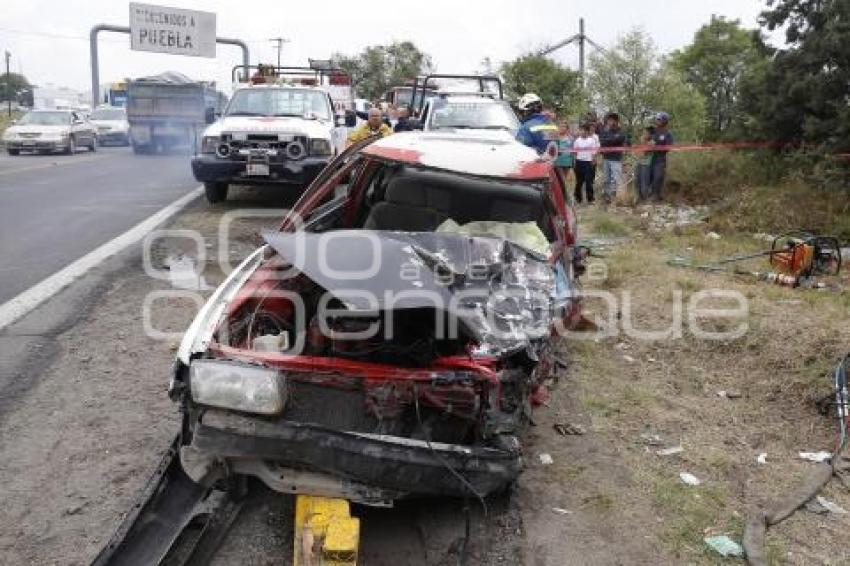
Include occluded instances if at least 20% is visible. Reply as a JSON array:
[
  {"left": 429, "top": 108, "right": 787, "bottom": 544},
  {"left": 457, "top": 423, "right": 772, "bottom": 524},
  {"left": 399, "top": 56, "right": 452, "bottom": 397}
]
[
  {"left": 3, "top": 110, "right": 97, "bottom": 155},
  {"left": 89, "top": 106, "right": 130, "bottom": 146}
]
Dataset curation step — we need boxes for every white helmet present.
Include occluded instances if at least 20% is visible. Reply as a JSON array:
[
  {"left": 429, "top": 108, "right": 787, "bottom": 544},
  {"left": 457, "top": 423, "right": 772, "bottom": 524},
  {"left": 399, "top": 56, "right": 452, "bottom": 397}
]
[{"left": 517, "top": 93, "right": 542, "bottom": 111}]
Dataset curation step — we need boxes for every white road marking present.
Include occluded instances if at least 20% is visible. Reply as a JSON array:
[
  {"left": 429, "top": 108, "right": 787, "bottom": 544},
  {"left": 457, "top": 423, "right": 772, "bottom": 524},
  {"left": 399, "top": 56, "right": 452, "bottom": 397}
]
[{"left": 0, "top": 185, "right": 203, "bottom": 331}]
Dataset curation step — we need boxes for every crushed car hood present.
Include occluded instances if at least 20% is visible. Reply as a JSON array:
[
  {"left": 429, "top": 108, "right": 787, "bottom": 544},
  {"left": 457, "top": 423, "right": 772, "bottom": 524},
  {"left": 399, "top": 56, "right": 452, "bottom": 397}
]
[{"left": 263, "top": 230, "right": 556, "bottom": 355}]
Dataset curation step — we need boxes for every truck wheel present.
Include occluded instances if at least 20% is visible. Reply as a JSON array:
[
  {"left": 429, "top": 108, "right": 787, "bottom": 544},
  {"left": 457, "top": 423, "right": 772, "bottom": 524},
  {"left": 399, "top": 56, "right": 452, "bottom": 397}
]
[
  {"left": 7, "top": 149, "right": 19, "bottom": 156},
  {"left": 204, "top": 182, "right": 228, "bottom": 204},
  {"left": 64, "top": 136, "right": 76, "bottom": 155}
]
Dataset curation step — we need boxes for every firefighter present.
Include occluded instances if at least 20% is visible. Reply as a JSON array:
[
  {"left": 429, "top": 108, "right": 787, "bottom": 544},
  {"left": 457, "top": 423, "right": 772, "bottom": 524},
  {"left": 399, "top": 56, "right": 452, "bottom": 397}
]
[{"left": 515, "top": 93, "right": 559, "bottom": 155}]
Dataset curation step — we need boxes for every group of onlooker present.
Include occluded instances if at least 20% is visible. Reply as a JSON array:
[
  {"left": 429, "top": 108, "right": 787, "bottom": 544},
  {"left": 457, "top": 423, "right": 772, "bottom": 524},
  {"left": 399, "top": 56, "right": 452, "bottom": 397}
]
[{"left": 515, "top": 93, "right": 673, "bottom": 204}]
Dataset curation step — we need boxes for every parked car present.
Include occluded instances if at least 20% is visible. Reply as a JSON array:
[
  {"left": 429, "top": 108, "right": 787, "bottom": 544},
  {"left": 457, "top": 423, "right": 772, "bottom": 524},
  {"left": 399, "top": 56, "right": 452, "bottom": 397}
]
[
  {"left": 420, "top": 94, "right": 520, "bottom": 138},
  {"left": 3, "top": 109, "right": 97, "bottom": 155},
  {"left": 89, "top": 106, "right": 130, "bottom": 146},
  {"left": 172, "top": 132, "right": 583, "bottom": 503}
]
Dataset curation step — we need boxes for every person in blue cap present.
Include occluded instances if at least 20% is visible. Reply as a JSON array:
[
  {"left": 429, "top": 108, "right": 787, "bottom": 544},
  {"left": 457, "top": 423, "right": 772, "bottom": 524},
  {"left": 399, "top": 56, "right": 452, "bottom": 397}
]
[
  {"left": 515, "top": 93, "right": 559, "bottom": 155},
  {"left": 649, "top": 112, "right": 674, "bottom": 201}
]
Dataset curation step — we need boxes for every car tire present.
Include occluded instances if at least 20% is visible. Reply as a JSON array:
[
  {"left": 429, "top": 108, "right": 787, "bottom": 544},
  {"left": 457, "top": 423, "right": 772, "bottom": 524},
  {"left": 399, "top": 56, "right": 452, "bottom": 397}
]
[
  {"left": 204, "top": 182, "right": 228, "bottom": 204},
  {"left": 7, "top": 149, "right": 19, "bottom": 156},
  {"left": 64, "top": 136, "right": 76, "bottom": 155}
]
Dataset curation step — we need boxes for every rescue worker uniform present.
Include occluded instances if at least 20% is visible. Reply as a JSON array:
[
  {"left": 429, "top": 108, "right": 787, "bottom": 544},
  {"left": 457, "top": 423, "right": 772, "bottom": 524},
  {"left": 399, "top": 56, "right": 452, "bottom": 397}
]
[
  {"left": 347, "top": 122, "right": 393, "bottom": 144},
  {"left": 516, "top": 113, "right": 559, "bottom": 154}
]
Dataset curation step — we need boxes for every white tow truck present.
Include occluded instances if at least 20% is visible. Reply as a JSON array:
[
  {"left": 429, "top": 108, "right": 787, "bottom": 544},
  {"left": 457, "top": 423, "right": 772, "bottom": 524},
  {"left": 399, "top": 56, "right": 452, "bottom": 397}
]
[{"left": 191, "top": 64, "right": 356, "bottom": 203}]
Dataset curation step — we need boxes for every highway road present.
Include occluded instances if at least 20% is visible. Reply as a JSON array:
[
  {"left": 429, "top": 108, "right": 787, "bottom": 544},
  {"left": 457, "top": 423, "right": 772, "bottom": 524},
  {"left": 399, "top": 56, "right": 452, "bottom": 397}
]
[{"left": 0, "top": 146, "right": 199, "bottom": 305}]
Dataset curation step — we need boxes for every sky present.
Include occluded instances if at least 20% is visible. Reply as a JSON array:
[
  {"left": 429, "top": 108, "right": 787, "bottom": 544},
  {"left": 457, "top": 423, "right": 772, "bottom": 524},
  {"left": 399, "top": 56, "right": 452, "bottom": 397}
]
[{"left": 0, "top": 0, "right": 776, "bottom": 100}]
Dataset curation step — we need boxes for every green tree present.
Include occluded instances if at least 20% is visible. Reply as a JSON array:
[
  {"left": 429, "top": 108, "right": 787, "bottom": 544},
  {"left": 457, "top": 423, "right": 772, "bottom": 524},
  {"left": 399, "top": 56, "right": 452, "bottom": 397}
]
[
  {"left": 586, "top": 29, "right": 706, "bottom": 141},
  {"left": 739, "top": 0, "right": 850, "bottom": 150},
  {"left": 331, "top": 41, "right": 434, "bottom": 102},
  {"left": 0, "top": 72, "right": 31, "bottom": 103},
  {"left": 586, "top": 29, "right": 658, "bottom": 134},
  {"left": 671, "top": 16, "right": 767, "bottom": 138},
  {"left": 500, "top": 54, "right": 583, "bottom": 117}
]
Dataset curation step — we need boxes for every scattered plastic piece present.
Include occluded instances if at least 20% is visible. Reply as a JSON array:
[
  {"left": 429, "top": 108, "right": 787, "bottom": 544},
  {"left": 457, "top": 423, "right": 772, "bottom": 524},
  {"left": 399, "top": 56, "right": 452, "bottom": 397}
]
[
  {"left": 804, "top": 498, "right": 829, "bottom": 514},
  {"left": 623, "top": 354, "right": 636, "bottom": 363},
  {"left": 717, "top": 389, "right": 742, "bottom": 399},
  {"left": 679, "top": 472, "right": 701, "bottom": 486},
  {"left": 757, "top": 453, "right": 768, "bottom": 465},
  {"left": 539, "top": 453, "right": 553, "bottom": 465},
  {"left": 706, "top": 232, "right": 722, "bottom": 240},
  {"left": 704, "top": 535, "right": 744, "bottom": 558},
  {"left": 640, "top": 432, "right": 664, "bottom": 446},
  {"left": 657, "top": 445, "right": 684, "bottom": 456},
  {"left": 799, "top": 451, "right": 832, "bottom": 463},
  {"left": 816, "top": 496, "right": 848, "bottom": 515},
  {"left": 551, "top": 507, "right": 572, "bottom": 515},
  {"left": 554, "top": 423, "right": 586, "bottom": 436}
]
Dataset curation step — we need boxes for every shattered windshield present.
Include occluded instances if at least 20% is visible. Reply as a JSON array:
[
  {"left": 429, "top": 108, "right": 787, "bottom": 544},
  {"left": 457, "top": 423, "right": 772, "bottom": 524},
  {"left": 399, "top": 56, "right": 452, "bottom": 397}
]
[{"left": 226, "top": 88, "right": 331, "bottom": 120}]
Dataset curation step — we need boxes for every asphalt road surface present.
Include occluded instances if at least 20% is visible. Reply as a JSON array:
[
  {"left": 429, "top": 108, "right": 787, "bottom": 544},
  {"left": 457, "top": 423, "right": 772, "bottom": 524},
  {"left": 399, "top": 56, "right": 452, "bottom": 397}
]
[{"left": 0, "top": 146, "right": 199, "bottom": 305}]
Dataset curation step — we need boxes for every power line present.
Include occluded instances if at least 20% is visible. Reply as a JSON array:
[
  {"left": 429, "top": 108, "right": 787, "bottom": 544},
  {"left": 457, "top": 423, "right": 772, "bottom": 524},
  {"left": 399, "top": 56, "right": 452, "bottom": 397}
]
[{"left": 0, "top": 27, "right": 125, "bottom": 43}]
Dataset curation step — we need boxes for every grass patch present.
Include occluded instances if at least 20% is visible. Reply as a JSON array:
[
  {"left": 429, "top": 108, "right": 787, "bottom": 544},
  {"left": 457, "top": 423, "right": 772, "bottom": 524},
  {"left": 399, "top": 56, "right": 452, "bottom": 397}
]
[
  {"left": 653, "top": 477, "right": 735, "bottom": 560},
  {"left": 589, "top": 215, "right": 633, "bottom": 237}
]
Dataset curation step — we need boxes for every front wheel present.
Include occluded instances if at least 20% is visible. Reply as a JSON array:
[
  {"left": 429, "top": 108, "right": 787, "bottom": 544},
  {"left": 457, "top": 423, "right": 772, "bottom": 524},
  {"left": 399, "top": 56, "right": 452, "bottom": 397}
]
[
  {"left": 204, "top": 182, "right": 228, "bottom": 204},
  {"left": 7, "top": 149, "right": 19, "bottom": 156},
  {"left": 64, "top": 136, "right": 76, "bottom": 155}
]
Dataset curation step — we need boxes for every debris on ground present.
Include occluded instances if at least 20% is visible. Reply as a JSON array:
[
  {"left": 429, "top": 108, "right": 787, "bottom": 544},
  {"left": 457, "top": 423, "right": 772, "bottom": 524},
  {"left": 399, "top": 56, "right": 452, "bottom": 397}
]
[
  {"left": 803, "top": 498, "right": 830, "bottom": 514},
  {"left": 539, "top": 453, "right": 554, "bottom": 466},
  {"left": 799, "top": 451, "right": 832, "bottom": 463},
  {"left": 718, "top": 389, "right": 743, "bottom": 399},
  {"left": 551, "top": 507, "right": 572, "bottom": 515},
  {"left": 637, "top": 204, "right": 710, "bottom": 232},
  {"left": 757, "top": 453, "right": 768, "bottom": 465},
  {"left": 553, "top": 423, "right": 586, "bottom": 436},
  {"left": 640, "top": 432, "right": 664, "bottom": 446},
  {"left": 679, "top": 472, "right": 702, "bottom": 486},
  {"left": 815, "top": 496, "right": 848, "bottom": 515},
  {"left": 706, "top": 231, "right": 722, "bottom": 240},
  {"left": 704, "top": 535, "right": 745, "bottom": 558},
  {"left": 656, "top": 445, "right": 684, "bottom": 457},
  {"left": 623, "top": 354, "right": 636, "bottom": 363}
]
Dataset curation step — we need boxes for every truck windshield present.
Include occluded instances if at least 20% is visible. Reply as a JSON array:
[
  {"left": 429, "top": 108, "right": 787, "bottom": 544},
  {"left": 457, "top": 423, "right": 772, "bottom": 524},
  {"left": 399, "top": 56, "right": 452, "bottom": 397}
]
[
  {"left": 19, "top": 111, "right": 71, "bottom": 125},
  {"left": 226, "top": 89, "right": 331, "bottom": 120},
  {"left": 429, "top": 100, "right": 519, "bottom": 132}
]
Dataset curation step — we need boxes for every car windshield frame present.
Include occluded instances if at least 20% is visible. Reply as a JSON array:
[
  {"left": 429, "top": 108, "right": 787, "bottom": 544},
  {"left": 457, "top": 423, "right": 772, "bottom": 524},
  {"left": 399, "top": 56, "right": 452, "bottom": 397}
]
[
  {"left": 428, "top": 100, "right": 519, "bottom": 131},
  {"left": 18, "top": 111, "right": 72, "bottom": 126},
  {"left": 90, "top": 108, "right": 126, "bottom": 120},
  {"left": 225, "top": 88, "right": 332, "bottom": 120}
]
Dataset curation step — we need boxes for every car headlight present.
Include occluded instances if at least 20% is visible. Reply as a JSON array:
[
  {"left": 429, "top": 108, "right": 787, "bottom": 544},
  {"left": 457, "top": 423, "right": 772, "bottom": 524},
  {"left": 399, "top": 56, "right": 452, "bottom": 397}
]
[
  {"left": 309, "top": 138, "right": 332, "bottom": 156},
  {"left": 201, "top": 136, "right": 219, "bottom": 154},
  {"left": 2, "top": 131, "right": 16, "bottom": 141},
  {"left": 190, "top": 359, "right": 285, "bottom": 414}
]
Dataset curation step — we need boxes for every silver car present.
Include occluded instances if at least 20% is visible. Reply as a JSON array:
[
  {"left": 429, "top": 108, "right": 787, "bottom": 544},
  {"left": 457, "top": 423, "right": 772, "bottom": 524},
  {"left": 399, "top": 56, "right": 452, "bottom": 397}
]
[{"left": 3, "top": 110, "right": 97, "bottom": 155}]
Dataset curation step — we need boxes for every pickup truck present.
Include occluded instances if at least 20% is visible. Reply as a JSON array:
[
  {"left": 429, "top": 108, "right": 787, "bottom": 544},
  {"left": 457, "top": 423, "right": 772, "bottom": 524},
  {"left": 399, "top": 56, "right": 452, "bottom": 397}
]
[{"left": 191, "top": 67, "right": 355, "bottom": 204}]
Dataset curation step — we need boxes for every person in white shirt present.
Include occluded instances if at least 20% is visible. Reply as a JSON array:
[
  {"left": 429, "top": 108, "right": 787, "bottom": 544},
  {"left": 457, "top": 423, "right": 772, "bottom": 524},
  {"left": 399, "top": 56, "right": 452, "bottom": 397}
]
[{"left": 573, "top": 123, "right": 600, "bottom": 203}]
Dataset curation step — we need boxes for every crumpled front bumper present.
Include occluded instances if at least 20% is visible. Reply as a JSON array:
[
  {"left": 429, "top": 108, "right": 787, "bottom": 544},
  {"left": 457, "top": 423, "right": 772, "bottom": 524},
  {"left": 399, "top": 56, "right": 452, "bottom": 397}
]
[
  {"left": 188, "top": 409, "right": 522, "bottom": 499},
  {"left": 191, "top": 154, "right": 329, "bottom": 185}
]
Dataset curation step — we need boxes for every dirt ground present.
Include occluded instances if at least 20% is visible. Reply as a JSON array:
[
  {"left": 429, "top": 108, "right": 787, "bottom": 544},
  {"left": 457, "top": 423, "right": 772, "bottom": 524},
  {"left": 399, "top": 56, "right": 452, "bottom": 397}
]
[{"left": 1, "top": 189, "right": 849, "bottom": 565}]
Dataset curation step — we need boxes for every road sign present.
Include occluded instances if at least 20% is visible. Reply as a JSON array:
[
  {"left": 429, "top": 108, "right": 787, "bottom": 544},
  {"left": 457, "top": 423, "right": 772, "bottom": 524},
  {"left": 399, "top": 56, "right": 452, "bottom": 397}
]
[{"left": 129, "top": 3, "right": 216, "bottom": 58}]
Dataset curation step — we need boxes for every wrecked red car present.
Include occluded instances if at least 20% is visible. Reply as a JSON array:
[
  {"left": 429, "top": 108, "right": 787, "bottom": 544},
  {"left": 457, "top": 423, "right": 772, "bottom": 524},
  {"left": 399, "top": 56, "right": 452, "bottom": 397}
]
[{"left": 171, "top": 132, "right": 582, "bottom": 504}]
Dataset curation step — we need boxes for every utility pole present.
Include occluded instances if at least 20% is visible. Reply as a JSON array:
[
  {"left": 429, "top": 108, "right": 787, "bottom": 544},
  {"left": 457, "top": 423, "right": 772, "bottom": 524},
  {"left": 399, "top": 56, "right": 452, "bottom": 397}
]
[
  {"left": 4, "top": 50, "right": 10, "bottom": 117},
  {"left": 269, "top": 37, "right": 289, "bottom": 68},
  {"left": 537, "top": 17, "right": 605, "bottom": 87}
]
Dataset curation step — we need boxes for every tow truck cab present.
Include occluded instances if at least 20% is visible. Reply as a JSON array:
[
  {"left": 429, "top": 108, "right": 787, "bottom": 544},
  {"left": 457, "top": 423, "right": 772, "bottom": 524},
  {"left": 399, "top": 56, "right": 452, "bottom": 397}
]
[{"left": 191, "top": 65, "right": 357, "bottom": 204}]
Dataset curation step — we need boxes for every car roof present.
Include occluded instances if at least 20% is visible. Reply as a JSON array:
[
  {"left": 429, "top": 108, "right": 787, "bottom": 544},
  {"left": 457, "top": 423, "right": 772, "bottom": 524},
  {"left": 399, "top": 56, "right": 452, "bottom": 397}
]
[{"left": 361, "top": 132, "right": 550, "bottom": 180}]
